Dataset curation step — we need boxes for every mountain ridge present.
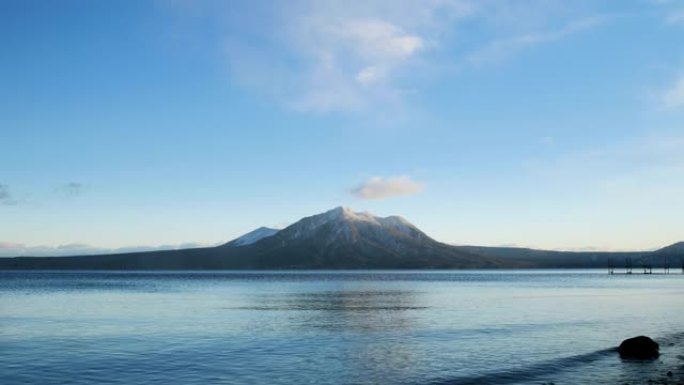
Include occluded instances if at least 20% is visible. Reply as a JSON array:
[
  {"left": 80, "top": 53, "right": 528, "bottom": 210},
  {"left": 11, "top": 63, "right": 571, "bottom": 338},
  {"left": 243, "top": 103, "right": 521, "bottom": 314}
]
[{"left": 0, "top": 207, "right": 682, "bottom": 270}]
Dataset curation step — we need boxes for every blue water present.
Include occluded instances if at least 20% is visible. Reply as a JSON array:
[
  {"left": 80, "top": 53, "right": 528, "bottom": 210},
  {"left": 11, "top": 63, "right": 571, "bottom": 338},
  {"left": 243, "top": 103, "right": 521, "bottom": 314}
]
[{"left": 1, "top": 270, "right": 682, "bottom": 384}]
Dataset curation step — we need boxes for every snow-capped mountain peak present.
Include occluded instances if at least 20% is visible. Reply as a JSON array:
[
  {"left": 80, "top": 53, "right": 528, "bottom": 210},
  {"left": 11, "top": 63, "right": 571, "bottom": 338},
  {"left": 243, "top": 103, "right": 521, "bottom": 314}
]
[
  {"left": 275, "top": 206, "right": 428, "bottom": 245},
  {"left": 323, "top": 206, "right": 378, "bottom": 223},
  {"left": 223, "top": 207, "right": 432, "bottom": 253}
]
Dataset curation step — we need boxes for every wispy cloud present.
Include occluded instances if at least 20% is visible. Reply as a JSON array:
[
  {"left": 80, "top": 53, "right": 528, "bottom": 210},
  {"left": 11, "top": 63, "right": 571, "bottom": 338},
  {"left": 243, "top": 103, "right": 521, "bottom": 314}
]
[
  {"left": 648, "top": 0, "right": 684, "bottom": 25},
  {"left": 530, "top": 132, "right": 684, "bottom": 199},
  {"left": 0, "top": 184, "right": 18, "bottom": 206},
  {"left": 290, "top": 17, "right": 427, "bottom": 113},
  {"left": 517, "top": 131, "right": 684, "bottom": 249},
  {"left": 168, "top": 1, "right": 614, "bottom": 114},
  {"left": 663, "top": 75, "right": 684, "bottom": 109},
  {"left": 667, "top": 10, "right": 684, "bottom": 25},
  {"left": 467, "top": 15, "right": 611, "bottom": 67},
  {"left": 219, "top": 0, "right": 473, "bottom": 114},
  {"left": 350, "top": 175, "right": 425, "bottom": 200}
]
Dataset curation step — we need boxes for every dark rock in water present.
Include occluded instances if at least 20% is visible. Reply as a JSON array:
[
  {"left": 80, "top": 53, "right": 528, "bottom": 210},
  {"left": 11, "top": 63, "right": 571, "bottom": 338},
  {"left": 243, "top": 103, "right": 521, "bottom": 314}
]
[{"left": 619, "top": 336, "right": 660, "bottom": 360}]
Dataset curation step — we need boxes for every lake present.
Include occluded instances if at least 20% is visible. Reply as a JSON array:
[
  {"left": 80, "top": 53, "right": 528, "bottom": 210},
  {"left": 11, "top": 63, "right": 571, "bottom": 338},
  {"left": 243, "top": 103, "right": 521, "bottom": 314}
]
[{"left": 1, "top": 270, "right": 682, "bottom": 384}]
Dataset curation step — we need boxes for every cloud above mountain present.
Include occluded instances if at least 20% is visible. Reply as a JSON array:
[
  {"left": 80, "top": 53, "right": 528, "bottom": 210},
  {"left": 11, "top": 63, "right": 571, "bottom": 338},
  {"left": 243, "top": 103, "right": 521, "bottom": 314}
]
[{"left": 350, "top": 175, "right": 425, "bottom": 200}]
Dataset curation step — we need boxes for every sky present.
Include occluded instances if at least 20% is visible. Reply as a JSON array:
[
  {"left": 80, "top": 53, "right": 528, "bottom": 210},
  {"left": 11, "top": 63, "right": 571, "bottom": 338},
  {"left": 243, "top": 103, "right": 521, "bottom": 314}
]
[{"left": 1, "top": 0, "right": 683, "bottom": 256}]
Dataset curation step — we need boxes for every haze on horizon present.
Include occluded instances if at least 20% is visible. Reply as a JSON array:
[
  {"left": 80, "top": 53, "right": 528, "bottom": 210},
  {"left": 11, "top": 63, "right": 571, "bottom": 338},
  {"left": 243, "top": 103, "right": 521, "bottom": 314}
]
[{"left": 1, "top": 0, "right": 683, "bottom": 257}]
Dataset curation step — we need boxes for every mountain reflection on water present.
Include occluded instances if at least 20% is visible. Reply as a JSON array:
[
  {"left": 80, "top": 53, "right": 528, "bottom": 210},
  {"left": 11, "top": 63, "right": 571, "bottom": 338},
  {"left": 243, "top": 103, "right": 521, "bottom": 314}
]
[{"left": 232, "top": 289, "right": 426, "bottom": 331}]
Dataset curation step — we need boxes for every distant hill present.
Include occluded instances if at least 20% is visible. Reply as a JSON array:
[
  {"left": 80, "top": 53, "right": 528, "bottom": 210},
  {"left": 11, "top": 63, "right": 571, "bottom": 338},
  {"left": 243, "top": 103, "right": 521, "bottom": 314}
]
[
  {"left": 454, "top": 246, "right": 648, "bottom": 269},
  {"left": 224, "top": 226, "right": 279, "bottom": 247},
  {"left": 0, "top": 207, "right": 681, "bottom": 270},
  {"left": 654, "top": 241, "right": 684, "bottom": 256}
]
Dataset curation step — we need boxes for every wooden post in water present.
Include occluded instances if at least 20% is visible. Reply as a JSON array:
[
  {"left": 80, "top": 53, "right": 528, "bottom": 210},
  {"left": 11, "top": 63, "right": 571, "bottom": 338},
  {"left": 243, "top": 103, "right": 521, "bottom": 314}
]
[
  {"left": 642, "top": 260, "right": 652, "bottom": 275},
  {"left": 608, "top": 257, "right": 614, "bottom": 275},
  {"left": 664, "top": 255, "right": 670, "bottom": 275}
]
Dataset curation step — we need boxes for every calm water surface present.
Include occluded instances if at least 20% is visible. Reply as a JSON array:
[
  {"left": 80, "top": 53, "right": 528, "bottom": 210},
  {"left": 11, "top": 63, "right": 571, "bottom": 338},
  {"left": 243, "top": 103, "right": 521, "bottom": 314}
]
[{"left": 1, "top": 270, "right": 682, "bottom": 384}]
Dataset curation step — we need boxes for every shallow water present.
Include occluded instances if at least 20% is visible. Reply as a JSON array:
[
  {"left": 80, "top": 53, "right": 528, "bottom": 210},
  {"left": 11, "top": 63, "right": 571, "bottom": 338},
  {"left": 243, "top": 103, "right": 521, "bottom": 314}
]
[{"left": 1, "top": 270, "right": 682, "bottom": 384}]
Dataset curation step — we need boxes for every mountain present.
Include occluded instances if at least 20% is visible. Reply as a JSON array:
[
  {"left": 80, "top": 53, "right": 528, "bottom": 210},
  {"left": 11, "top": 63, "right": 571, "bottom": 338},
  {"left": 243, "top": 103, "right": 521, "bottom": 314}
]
[
  {"left": 214, "top": 207, "right": 511, "bottom": 269},
  {"left": 225, "top": 227, "right": 279, "bottom": 247},
  {"left": 0, "top": 207, "right": 681, "bottom": 270}
]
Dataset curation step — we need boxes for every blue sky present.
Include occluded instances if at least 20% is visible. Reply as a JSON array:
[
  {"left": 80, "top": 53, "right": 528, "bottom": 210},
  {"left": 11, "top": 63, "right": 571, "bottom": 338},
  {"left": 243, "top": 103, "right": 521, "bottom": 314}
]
[{"left": 1, "top": 0, "right": 683, "bottom": 256}]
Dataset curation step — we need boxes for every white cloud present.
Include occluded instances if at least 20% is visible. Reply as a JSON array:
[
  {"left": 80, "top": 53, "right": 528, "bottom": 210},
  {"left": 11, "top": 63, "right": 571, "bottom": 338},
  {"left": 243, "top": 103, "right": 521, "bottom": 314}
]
[
  {"left": 213, "top": 0, "right": 476, "bottom": 113},
  {"left": 356, "top": 65, "right": 384, "bottom": 86},
  {"left": 278, "top": 2, "right": 612, "bottom": 111},
  {"left": 663, "top": 75, "right": 684, "bottom": 109},
  {"left": 339, "top": 19, "right": 423, "bottom": 58},
  {"left": 285, "top": 13, "right": 440, "bottom": 112},
  {"left": 350, "top": 175, "right": 425, "bottom": 200},
  {"left": 168, "top": 1, "right": 614, "bottom": 114}
]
